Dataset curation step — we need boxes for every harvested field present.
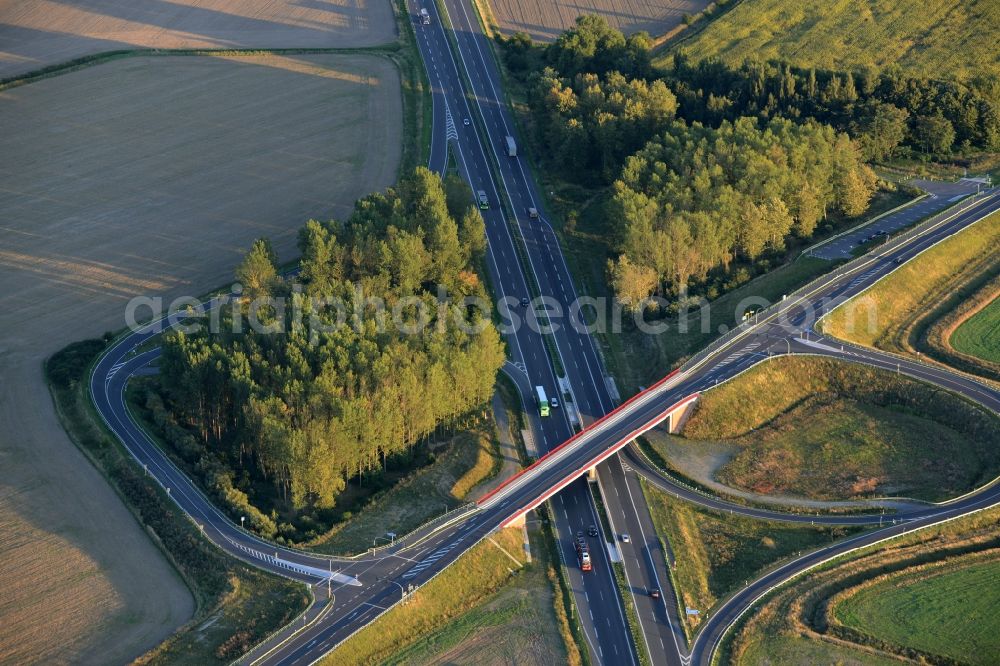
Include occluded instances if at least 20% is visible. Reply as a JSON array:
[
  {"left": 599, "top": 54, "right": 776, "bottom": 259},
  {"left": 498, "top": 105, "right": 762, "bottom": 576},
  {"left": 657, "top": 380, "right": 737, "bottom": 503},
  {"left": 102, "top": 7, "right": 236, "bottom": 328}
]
[
  {"left": 484, "top": 0, "right": 709, "bottom": 42},
  {"left": 0, "top": 53, "right": 400, "bottom": 664},
  {"left": 0, "top": 0, "right": 397, "bottom": 79}
]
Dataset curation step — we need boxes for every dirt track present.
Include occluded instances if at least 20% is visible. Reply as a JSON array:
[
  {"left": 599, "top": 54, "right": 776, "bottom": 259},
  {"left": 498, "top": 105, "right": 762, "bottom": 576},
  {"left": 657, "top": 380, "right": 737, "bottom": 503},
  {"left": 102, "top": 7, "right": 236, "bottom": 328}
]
[
  {"left": 0, "top": 0, "right": 397, "bottom": 79},
  {"left": 485, "top": 0, "right": 708, "bottom": 42},
  {"left": 0, "top": 53, "right": 401, "bottom": 664}
]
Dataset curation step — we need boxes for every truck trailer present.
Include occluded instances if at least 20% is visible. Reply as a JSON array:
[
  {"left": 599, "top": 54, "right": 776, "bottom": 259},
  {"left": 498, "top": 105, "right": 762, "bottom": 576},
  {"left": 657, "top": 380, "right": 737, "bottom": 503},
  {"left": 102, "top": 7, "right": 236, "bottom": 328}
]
[{"left": 505, "top": 135, "right": 517, "bottom": 157}]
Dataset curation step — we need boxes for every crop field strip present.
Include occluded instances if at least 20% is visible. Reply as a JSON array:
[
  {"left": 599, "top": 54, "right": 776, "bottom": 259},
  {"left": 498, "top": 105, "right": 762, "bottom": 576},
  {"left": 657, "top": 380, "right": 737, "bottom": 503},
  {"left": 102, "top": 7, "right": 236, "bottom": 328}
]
[
  {"left": 0, "top": 0, "right": 397, "bottom": 79},
  {"left": 671, "top": 0, "right": 1000, "bottom": 82},
  {"left": 486, "top": 0, "right": 709, "bottom": 42}
]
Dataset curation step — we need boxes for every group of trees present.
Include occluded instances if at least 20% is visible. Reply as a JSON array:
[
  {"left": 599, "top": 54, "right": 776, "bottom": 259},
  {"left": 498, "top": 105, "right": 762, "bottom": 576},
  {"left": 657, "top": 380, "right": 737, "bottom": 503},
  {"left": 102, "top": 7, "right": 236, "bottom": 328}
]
[
  {"left": 666, "top": 54, "right": 1000, "bottom": 159},
  {"left": 158, "top": 168, "right": 505, "bottom": 513},
  {"left": 534, "top": 68, "right": 679, "bottom": 182},
  {"left": 502, "top": 16, "right": 891, "bottom": 308},
  {"left": 609, "top": 117, "right": 876, "bottom": 305}
]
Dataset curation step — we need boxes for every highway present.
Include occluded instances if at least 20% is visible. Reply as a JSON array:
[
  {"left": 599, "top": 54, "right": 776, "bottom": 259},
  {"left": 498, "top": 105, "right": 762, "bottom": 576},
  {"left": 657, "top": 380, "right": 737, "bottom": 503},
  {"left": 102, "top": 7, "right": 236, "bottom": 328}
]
[
  {"left": 83, "top": 1, "right": 1000, "bottom": 664},
  {"left": 433, "top": 0, "right": 691, "bottom": 660},
  {"left": 411, "top": 0, "right": 640, "bottom": 660}
]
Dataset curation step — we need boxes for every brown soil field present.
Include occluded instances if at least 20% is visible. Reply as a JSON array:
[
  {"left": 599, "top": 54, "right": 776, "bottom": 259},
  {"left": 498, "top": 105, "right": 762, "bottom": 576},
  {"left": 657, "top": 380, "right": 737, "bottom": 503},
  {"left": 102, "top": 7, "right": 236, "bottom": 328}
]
[
  {"left": 0, "top": 53, "right": 401, "bottom": 664},
  {"left": 484, "top": 0, "right": 709, "bottom": 42},
  {"left": 0, "top": 0, "right": 397, "bottom": 79}
]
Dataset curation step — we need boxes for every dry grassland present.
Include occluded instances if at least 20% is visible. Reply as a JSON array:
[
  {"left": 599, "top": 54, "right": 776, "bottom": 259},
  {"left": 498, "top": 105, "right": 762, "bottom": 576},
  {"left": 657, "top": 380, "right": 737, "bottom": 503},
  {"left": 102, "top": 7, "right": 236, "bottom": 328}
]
[
  {"left": 0, "top": 0, "right": 397, "bottom": 79},
  {"left": 485, "top": 0, "right": 709, "bottom": 42},
  {"left": 0, "top": 53, "right": 401, "bottom": 664}
]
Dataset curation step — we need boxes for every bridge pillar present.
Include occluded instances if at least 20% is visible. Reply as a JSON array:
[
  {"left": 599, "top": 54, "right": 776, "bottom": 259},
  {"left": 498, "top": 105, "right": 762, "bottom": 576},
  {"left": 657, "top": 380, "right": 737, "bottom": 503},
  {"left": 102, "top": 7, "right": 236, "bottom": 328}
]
[{"left": 667, "top": 396, "right": 698, "bottom": 434}]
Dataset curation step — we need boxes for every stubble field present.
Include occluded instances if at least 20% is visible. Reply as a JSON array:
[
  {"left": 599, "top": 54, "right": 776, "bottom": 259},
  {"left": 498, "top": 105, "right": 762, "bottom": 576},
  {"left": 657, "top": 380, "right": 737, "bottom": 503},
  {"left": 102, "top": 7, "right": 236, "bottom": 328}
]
[
  {"left": 0, "top": 0, "right": 397, "bottom": 79},
  {"left": 485, "top": 0, "right": 709, "bottom": 42},
  {"left": 0, "top": 52, "right": 401, "bottom": 664}
]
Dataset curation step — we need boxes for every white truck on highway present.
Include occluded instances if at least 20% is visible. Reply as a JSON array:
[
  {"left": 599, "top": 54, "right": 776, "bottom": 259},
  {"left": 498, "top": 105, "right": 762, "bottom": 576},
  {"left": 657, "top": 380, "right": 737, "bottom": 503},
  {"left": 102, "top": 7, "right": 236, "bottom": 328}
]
[
  {"left": 419, "top": 8, "right": 430, "bottom": 24},
  {"left": 505, "top": 135, "right": 517, "bottom": 157}
]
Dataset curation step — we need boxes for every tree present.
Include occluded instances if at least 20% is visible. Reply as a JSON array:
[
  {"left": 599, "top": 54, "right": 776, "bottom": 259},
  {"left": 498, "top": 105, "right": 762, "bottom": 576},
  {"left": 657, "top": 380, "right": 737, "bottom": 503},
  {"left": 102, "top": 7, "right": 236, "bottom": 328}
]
[
  {"left": 236, "top": 238, "right": 278, "bottom": 299},
  {"left": 608, "top": 255, "right": 658, "bottom": 310},
  {"left": 914, "top": 113, "right": 956, "bottom": 153},
  {"left": 443, "top": 174, "right": 474, "bottom": 220},
  {"left": 547, "top": 14, "right": 626, "bottom": 77},
  {"left": 458, "top": 206, "right": 487, "bottom": 264},
  {"left": 857, "top": 102, "right": 909, "bottom": 161},
  {"left": 502, "top": 31, "right": 534, "bottom": 72},
  {"left": 427, "top": 213, "right": 464, "bottom": 288},
  {"left": 836, "top": 166, "right": 877, "bottom": 217},
  {"left": 297, "top": 220, "right": 342, "bottom": 296},
  {"left": 794, "top": 182, "right": 822, "bottom": 237}
]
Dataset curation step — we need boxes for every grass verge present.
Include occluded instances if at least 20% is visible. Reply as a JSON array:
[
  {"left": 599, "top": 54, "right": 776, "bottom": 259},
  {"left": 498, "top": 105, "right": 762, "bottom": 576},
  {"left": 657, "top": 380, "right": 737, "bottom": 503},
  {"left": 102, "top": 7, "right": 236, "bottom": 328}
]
[
  {"left": 833, "top": 554, "right": 1000, "bottom": 665},
  {"left": 324, "top": 525, "right": 575, "bottom": 665},
  {"left": 822, "top": 209, "right": 1000, "bottom": 375},
  {"left": 679, "top": 356, "right": 1000, "bottom": 502},
  {"left": 721, "top": 504, "right": 1000, "bottom": 666},
  {"left": 640, "top": 478, "right": 860, "bottom": 639},
  {"left": 611, "top": 562, "right": 651, "bottom": 666},
  {"left": 45, "top": 339, "right": 309, "bottom": 664}
]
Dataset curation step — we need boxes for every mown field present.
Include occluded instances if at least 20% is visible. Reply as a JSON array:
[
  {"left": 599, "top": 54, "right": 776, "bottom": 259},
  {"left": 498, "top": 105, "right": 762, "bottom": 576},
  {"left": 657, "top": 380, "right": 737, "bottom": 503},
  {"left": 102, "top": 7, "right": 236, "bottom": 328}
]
[
  {"left": 670, "top": 0, "right": 1000, "bottom": 81},
  {"left": 951, "top": 296, "right": 1000, "bottom": 363},
  {"left": 0, "top": 52, "right": 401, "bottom": 663},
  {"left": 680, "top": 356, "right": 1000, "bottom": 502},
  {"left": 640, "top": 479, "right": 858, "bottom": 636},
  {"left": 0, "top": 0, "right": 396, "bottom": 79},
  {"left": 483, "top": 0, "right": 709, "bottom": 42},
  {"left": 834, "top": 557, "right": 1000, "bottom": 665},
  {"left": 325, "top": 526, "right": 574, "bottom": 665}
]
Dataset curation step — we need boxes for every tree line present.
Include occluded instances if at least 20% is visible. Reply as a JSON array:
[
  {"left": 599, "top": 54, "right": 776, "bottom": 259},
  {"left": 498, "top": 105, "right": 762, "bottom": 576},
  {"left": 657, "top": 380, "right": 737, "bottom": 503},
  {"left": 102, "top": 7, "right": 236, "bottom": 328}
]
[
  {"left": 157, "top": 168, "right": 505, "bottom": 515},
  {"left": 666, "top": 53, "right": 1000, "bottom": 161},
  {"left": 505, "top": 15, "right": 999, "bottom": 181}
]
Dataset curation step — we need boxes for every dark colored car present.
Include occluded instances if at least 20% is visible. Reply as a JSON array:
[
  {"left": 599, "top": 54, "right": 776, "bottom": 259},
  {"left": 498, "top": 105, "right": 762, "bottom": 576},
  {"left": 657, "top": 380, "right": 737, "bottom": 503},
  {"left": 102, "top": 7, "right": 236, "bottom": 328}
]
[
  {"left": 649, "top": 588, "right": 661, "bottom": 599},
  {"left": 587, "top": 524, "right": 599, "bottom": 537}
]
